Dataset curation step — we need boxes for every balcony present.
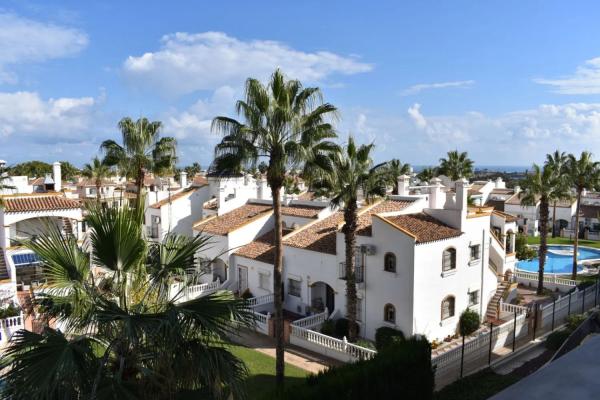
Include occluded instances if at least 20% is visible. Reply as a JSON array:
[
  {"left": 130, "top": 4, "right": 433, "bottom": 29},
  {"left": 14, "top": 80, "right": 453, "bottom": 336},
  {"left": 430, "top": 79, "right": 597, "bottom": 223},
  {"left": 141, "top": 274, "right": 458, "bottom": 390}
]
[{"left": 339, "top": 262, "right": 364, "bottom": 284}]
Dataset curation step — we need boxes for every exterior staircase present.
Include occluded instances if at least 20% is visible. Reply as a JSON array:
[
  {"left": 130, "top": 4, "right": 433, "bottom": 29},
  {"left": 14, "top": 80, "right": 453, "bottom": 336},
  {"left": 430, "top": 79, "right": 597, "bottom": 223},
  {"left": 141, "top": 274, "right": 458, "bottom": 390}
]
[
  {"left": 62, "top": 218, "right": 73, "bottom": 236},
  {"left": 485, "top": 280, "right": 510, "bottom": 322},
  {"left": 0, "top": 252, "right": 10, "bottom": 281}
]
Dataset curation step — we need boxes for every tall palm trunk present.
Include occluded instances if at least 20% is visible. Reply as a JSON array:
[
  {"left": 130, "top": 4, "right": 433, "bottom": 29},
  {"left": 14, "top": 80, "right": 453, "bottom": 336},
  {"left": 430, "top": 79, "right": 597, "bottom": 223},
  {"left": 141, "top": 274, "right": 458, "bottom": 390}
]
[
  {"left": 343, "top": 200, "right": 359, "bottom": 342},
  {"left": 95, "top": 179, "right": 102, "bottom": 203},
  {"left": 538, "top": 199, "right": 549, "bottom": 295},
  {"left": 135, "top": 167, "right": 144, "bottom": 212},
  {"left": 551, "top": 201, "right": 557, "bottom": 238},
  {"left": 572, "top": 190, "right": 582, "bottom": 280},
  {"left": 270, "top": 184, "right": 285, "bottom": 385}
]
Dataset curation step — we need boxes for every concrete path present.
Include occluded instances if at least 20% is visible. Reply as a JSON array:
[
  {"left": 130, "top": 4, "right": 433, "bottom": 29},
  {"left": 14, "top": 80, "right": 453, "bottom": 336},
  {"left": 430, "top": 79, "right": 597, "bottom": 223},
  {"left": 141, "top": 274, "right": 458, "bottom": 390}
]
[
  {"left": 492, "top": 342, "right": 546, "bottom": 375},
  {"left": 231, "top": 329, "right": 343, "bottom": 374}
]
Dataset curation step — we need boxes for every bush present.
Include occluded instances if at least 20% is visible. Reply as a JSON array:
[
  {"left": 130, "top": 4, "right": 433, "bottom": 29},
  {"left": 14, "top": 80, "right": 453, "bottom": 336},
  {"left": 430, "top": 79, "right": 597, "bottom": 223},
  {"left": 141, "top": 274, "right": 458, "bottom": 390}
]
[
  {"left": 356, "top": 339, "right": 376, "bottom": 350},
  {"left": 266, "top": 336, "right": 434, "bottom": 400},
  {"left": 516, "top": 233, "right": 536, "bottom": 260},
  {"left": 566, "top": 314, "right": 586, "bottom": 331},
  {"left": 240, "top": 288, "right": 253, "bottom": 300},
  {"left": 334, "top": 318, "right": 358, "bottom": 339},
  {"left": 320, "top": 320, "right": 335, "bottom": 336},
  {"left": 459, "top": 310, "right": 480, "bottom": 337},
  {"left": 375, "top": 326, "right": 405, "bottom": 350},
  {"left": 545, "top": 329, "right": 571, "bottom": 351},
  {"left": 0, "top": 304, "right": 21, "bottom": 319}
]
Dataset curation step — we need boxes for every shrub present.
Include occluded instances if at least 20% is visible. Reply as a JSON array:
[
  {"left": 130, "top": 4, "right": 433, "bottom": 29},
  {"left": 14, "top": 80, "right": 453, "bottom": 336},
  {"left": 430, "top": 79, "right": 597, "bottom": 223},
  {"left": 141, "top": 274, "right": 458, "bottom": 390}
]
[
  {"left": 459, "top": 310, "right": 480, "bottom": 337},
  {"left": 515, "top": 234, "right": 536, "bottom": 260},
  {"left": 545, "top": 329, "right": 571, "bottom": 351},
  {"left": 334, "top": 318, "right": 358, "bottom": 339},
  {"left": 320, "top": 320, "right": 335, "bottom": 336},
  {"left": 240, "top": 288, "right": 253, "bottom": 300},
  {"left": 566, "top": 314, "right": 586, "bottom": 331},
  {"left": 0, "top": 304, "right": 21, "bottom": 319},
  {"left": 356, "top": 339, "right": 376, "bottom": 350},
  {"left": 266, "top": 336, "right": 434, "bottom": 400},
  {"left": 375, "top": 326, "right": 405, "bottom": 350}
]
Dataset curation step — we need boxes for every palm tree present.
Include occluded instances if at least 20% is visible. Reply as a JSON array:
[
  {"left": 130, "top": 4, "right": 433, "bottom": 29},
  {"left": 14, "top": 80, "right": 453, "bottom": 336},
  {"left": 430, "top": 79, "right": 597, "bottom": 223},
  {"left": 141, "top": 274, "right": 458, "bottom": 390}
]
[
  {"left": 438, "top": 150, "right": 474, "bottom": 181},
  {"left": 385, "top": 159, "right": 411, "bottom": 194},
  {"left": 545, "top": 151, "right": 569, "bottom": 238},
  {"left": 417, "top": 167, "right": 437, "bottom": 184},
  {"left": 211, "top": 69, "right": 338, "bottom": 384},
  {"left": 101, "top": 117, "right": 177, "bottom": 211},
  {"left": 313, "top": 137, "right": 387, "bottom": 341},
  {"left": 520, "top": 164, "right": 570, "bottom": 294},
  {"left": 82, "top": 157, "right": 112, "bottom": 202},
  {"left": 0, "top": 164, "right": 15, "bottom": 207},
  {"left": 565, "top": 152, "right": 600, "bottom": 280},
  {"left": 0, "top": 205, "right": 252, "bottom": 400}
]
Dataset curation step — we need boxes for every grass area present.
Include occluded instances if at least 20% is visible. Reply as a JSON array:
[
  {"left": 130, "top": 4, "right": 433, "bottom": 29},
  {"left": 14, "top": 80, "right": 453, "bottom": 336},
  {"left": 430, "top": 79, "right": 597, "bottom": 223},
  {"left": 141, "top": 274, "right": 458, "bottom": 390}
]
[
  {"left": 228, "top": 345, "right": 309, "bottom": 399},
  {"left": 434, "top": 369, "right": 519, "bottom": 400},
  {"left": 526, "top": 236, "right": 600, "bottom": 249}
]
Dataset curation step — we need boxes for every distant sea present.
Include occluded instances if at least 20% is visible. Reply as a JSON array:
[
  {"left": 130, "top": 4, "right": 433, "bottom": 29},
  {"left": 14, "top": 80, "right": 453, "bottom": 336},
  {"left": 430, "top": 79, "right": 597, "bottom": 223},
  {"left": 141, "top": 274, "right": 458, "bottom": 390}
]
[{"left": 412, "top": 165, "right": 528, "bottom": 174}]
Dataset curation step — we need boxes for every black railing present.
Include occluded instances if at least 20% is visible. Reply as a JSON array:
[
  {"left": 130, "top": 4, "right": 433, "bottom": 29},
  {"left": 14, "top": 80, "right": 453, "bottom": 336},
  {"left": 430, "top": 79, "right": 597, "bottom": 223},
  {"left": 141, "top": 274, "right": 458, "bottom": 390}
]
[{"left": 339, "top": 262, "right": 364, "bottom": 283}]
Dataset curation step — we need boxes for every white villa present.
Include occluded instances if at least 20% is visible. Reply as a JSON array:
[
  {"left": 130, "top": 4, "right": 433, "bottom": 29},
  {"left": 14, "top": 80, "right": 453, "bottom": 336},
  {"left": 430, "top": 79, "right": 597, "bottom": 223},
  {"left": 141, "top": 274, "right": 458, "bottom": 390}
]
[{"left": 188, "top": 175, "right": 518, "bottom": 342}]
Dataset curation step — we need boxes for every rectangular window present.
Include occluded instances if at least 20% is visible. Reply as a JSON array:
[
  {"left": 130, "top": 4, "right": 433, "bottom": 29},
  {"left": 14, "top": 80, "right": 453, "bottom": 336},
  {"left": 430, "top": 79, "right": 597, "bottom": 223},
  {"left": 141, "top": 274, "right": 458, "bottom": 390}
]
[
  {"left": 288, "top": 278, "right": 301, "bottom": 298},
  {"left": 468, "top": 290, "right": 479, "bottom": 306},
  {"left": 259, "top": 272, "right": 270, "bottom": 291},
  {"left": 470, "top": 244, "right": 481, "bottom": 261}
]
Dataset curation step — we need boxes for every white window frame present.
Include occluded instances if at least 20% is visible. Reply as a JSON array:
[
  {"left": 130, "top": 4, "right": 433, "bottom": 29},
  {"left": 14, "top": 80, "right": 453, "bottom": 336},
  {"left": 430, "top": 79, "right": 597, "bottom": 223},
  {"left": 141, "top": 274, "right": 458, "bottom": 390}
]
[
  {"left": 288, "top": 278, "right": 301, "bottom": 298},
  {"left": 468, "top": 290, "right": 479, "bottom": 306},
  {"left": 258, "top": 272, "right": 270, "bottom": 291}
]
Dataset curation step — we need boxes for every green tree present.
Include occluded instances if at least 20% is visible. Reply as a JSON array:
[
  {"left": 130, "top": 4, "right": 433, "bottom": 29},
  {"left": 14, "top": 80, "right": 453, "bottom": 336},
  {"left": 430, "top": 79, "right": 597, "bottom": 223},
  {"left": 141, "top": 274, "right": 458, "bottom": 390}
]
[
  {"left": 384, "top": 159, "right": 411, "bottom": 194},
  {"left": 313, "top": 137, "right": 388, "bottom": 341},
  {"left": 565, "top": 152, "right": 600, "bottom": 279},
  {"left": 417, "top": 167, "right": 437, "bottom": 184},
  {"left": 9, "top": 161, "right": 52, "bottom": 177},
  {"left": 82, "top": 157, "right": 112, "bottom": 202},
  {"left": 520, "top": 164, "right": 570, "bottom": 294},
  {"left": 58, "top": 161, "right": 81, "bottom": 180},
  {"left": 184, "top": 162, "right": 202, "bottom": 177},
  {"left": 0, "top": 164, "right": 16, "bottom": 207},
  {"left": 438, "top": 150, "right": 474, "bottom": 181},
  {"left": 0, "top": 205, "right": 251, "bottom": 399},
  {"left": 101, "top": 117, "right": 177, "bottom": 212},
  {"left": 211, "top": 69, "right": 338, "bottom": 384},
  {"left": 545, "top": 151, "right": 570, "bottom": 238}
]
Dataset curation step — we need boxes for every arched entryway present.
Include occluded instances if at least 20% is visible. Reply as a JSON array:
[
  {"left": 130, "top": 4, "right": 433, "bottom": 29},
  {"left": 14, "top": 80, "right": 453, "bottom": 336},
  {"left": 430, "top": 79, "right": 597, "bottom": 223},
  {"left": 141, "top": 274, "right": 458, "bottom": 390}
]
[
  {"left": 213, "top": 259, "right": 227, "bottom": 283},
  {"left": 310, "top": 281, "right": 335, "bottom": 314}
]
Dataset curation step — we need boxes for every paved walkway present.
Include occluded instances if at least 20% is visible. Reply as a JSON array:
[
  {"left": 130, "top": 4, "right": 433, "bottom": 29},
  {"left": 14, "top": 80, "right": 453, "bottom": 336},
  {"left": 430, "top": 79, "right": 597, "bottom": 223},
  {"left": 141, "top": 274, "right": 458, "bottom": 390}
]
[
  {"left": 492, "top": 341, "right": 546, "bottom": 375},
  {"left": 231, "top": 329, "right": 343, "bottom": 374}
]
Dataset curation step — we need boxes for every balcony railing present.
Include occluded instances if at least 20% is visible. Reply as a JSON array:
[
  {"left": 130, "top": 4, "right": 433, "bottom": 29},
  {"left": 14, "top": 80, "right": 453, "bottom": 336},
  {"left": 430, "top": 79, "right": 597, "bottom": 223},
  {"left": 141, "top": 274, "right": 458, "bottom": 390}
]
[{"left": 339, "top": 262, "right": 364, "bottom": 283}]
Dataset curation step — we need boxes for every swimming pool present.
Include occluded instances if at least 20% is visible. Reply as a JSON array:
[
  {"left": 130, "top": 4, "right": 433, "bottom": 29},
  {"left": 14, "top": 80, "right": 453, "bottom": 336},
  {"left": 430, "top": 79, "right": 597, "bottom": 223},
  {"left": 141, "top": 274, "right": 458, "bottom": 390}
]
[{"left": 517, "top": 245, "right": 600, "bottom": 274}]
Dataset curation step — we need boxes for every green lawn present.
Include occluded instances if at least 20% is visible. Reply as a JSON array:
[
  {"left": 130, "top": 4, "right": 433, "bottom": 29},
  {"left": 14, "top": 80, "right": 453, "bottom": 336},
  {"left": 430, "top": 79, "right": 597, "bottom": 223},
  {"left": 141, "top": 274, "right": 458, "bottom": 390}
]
[
  {"left": 228, "top": 345, "right": 309, "bottom": 399},
  {"left": 526, "top": 236, "right": 600, "bottom": 249}
]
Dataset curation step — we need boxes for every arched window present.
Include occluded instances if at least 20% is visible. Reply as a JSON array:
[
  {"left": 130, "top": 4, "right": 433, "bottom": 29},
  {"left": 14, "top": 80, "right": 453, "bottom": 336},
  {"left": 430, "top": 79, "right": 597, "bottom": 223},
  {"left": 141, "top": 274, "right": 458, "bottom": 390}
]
[
  {"left": 384, "top": 303, "right": 396, "bottom": 323},
  {"left": 441, "top": 296, "right": 455, "bottom": 320},
  {"left": 442, "top": 247, "right": 456, "bottom": 272},
  {"left": 384, "top": 252, "right": 396, "bottom": 272}
]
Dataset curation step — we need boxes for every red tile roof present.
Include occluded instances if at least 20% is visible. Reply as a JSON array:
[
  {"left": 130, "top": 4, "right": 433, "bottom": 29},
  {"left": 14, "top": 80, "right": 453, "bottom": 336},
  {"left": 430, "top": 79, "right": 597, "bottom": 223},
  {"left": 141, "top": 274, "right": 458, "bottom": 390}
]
[
  {"left": 149, "top": 187, "right": 198, "bottom": 209},
  {"left": 280, "top": 203, "right": 325, "bottom": 219},
  {"left": 492, "top": 210, "right": 519, "bottom": 223},
  {"left": 356, "top": 200, "right": 416, "bottom": 236},
  {"left": 235, "top": 230, "right": 276, "bottom": 263},
  {"left": 192, "top": 175, "right": 208, "bottom": 187},
  {"left": 2, "top": 195, "right": 81, "bottom": 212},
  {"left": 381, "top": 213, "right": 462, "bottom": 244},
  {"left": 194, "top": 203, "right": 272, "bottom": 235}
]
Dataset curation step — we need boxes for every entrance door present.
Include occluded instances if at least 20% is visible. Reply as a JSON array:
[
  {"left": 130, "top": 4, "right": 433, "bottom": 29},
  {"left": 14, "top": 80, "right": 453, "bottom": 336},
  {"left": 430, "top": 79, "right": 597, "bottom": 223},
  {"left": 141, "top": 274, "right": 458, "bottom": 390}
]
[
  {"left": 326, "top": 285, "right": 335, "bottom": 314},
  {"left": 238, "top": 266, "right": 248, "bottom": 293}
]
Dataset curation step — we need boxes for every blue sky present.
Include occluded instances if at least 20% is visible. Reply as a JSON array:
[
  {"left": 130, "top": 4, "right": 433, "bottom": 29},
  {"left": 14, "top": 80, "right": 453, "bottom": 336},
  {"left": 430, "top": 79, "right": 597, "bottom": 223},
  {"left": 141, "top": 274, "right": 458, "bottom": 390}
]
[{"left": 1, "top": 1, "right": 600, "bottom": 168}]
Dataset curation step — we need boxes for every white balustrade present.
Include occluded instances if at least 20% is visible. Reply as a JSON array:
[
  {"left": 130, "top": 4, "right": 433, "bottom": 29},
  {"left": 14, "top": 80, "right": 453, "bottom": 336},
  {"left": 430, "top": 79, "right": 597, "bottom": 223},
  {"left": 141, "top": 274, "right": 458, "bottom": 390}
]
[
  {"left": 291, "top": 309, "right": 329, "bottom": 329},
  {"left": 514, "top": 270, "right": 577, "bottom": 287},
  {"left": 499, "top": 300, "right": 529, "bottom": 315},
  {"left": 172, "top": 279, "right": 221, "bottom": 303},
  {"left": 246, "top": 293, "right": 275, "bottom": 308},
  {"left": 251, "top": 310, "right": 271, "bottom": 335},
  {"left": 0, "top": 313, "right": 24, "bottom": 344},
  {"left": 290, "top": 325, "right": 376, "bottom": 361}
]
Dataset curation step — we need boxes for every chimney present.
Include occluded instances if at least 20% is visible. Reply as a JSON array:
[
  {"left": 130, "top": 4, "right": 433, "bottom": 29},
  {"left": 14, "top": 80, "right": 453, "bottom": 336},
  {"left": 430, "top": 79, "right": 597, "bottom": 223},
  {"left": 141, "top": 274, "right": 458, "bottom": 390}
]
[
  {"left": 455, "top": 178, "right": 470, "bottom": 211},
  {"left": 397, "top": 174, "right": 410, "bottom": 196},
  {"left": 514, "top": 185, "right": 521, "bottom": 195},
  {"left": 429, "top": 178, "right": 443, "bottom": 209},
  {"left": 495, "top": 177, "right": 505, "bottom": 189},
  {"left": 180, "top": 171, "right": 188, "bottom": 188},
  {"left": 52, "top": 162, "right": 62, "bottom": 192}
]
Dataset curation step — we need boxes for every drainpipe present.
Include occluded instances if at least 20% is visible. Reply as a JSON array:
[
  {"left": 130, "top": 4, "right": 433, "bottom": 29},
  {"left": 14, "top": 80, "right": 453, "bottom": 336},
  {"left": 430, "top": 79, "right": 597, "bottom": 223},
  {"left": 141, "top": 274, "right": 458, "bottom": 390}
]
[{"left": 480, "top": 228, "right": 486, "bottom": 318}]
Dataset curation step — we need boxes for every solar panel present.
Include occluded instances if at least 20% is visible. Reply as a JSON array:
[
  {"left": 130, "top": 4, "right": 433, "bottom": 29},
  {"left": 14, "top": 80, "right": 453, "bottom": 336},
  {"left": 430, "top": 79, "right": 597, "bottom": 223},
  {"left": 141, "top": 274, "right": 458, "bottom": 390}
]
[{"left": 11, "top": 253, "right": 41, "bottom": 267}]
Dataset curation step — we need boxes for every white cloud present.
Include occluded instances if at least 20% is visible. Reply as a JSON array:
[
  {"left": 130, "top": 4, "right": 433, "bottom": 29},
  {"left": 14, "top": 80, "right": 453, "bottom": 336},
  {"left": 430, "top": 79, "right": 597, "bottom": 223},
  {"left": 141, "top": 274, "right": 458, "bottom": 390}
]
[
  {"left": 400, "top": 80, "right": 474, "bottom": 96},
  {"left": 123, "top": 32, "right": 372, "bottom": 96},
  {"left": 0, "top": 13, "right": 88, "bottom": 84},
  {"left": 0, "top": 91, "right": 96, "bottom": 140},
  {"left": 535, "top": 57, "right": 600, "bottom": 94}
]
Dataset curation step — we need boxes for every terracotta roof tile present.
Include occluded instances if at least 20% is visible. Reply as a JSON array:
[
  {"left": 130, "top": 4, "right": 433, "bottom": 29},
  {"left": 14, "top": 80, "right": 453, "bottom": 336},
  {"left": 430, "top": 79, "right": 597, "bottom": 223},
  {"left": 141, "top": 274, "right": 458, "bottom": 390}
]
[
  {"left": 356, "top": 200, "right": 416, "bottom": 236},
  {"left": 492, "top": 210, "right": 518, "bottom": 222},
  {"left": 284, "top": 212, "right": 344, "bottom": 255},
  {"left": 194, "top": 203, "right": 272, "bottom": 235},
  {"left": 149, "top": 187, "right": 198, "bottom": 209},
  {"left": 297, "top": 191, "right": 315, "bottom": 201},
  {"left": 382, "top": 213, "right": 462, "bottom": 244},
  {"left": 3, "top": 195, "right": 81, "bottom": 212},
  {"left": 192, "top": 175, "right": 208, "bottom": 187},
  {"left": 235, "top": 230, "right": 276, "bottom": 264},
  {"left": 280, "top": 203, "right": 325, "bottom": 219}
]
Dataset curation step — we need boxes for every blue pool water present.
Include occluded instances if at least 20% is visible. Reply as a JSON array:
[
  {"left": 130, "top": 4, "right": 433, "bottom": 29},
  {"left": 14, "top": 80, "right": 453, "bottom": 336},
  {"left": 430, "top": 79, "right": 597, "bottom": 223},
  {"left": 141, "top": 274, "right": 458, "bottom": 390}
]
[{"left": 517, "top": 245, "right": 600, "bottom": 274}]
